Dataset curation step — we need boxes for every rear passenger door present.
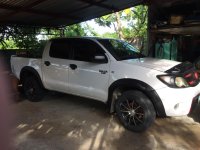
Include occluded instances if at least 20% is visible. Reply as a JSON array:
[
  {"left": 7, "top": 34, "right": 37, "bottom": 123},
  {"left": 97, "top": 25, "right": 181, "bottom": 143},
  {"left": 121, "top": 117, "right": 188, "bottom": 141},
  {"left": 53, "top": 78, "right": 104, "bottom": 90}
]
[
  {"left": 68, "top": 39, "right": 110, "bottom": 102},
  {"left": 43, "top": 39, "right": 71, "bottom": 93}
]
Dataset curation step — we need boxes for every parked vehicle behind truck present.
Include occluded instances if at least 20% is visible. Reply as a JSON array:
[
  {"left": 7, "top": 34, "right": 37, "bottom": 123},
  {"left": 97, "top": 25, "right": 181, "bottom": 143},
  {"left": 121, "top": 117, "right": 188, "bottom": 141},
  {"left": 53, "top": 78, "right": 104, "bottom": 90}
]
[{"left": 11, "top": 37, "right": 200, "bottom": 132}]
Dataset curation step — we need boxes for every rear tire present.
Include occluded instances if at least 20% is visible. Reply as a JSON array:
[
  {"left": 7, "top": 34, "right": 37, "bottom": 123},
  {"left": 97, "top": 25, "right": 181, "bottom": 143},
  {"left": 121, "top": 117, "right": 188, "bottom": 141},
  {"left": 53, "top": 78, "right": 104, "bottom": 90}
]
[
  {"left": 23, "top": 76, "right": 45, "bottom": 102},
  {"left": 115, "top": 90, "right": 156, "bottom": 132}
]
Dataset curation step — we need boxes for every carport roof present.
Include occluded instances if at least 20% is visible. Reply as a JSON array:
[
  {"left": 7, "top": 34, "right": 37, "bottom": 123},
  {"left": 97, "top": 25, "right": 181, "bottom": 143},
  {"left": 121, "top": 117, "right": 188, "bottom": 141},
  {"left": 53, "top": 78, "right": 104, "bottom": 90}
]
[{"left": 0, "top": 0, "right": 143, "bottom": 27}]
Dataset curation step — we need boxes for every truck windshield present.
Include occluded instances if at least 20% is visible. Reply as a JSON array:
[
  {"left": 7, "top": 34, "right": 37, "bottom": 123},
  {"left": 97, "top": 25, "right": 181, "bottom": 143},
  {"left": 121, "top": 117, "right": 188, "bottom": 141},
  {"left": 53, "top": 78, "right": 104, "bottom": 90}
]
[{"left": 98, "top": 39, "right": 145, "bottom": 60}]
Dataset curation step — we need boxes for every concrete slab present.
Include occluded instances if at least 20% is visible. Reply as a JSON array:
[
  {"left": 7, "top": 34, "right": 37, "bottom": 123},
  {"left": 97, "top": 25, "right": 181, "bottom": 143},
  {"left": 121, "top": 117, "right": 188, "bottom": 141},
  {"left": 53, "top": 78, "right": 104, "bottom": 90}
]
[{"left": 14, "top": 93, "right": 200, "bottom": 150}]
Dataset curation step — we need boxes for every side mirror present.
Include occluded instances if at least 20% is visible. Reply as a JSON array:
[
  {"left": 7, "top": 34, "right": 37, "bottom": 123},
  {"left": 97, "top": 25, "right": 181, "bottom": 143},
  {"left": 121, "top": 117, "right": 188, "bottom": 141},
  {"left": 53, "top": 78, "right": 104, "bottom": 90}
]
[{"left": 93, "top": 55, "right": 107, "bottom": 63}]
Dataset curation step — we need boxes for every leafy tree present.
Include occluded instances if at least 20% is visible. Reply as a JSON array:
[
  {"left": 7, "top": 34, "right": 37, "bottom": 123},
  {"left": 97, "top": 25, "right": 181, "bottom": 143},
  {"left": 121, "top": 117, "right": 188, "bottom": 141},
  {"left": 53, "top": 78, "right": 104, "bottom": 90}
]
[
  {"left": 0, "top": 39, "right": 17, "bottom": 49},
  {"left": 102, "top": 32, "right": 118, "bottom": 39},
  {"left": 0, "top": 26, "right": 41, "bottom": 49},
  {"left": 0, "top": 26, "right": 46, "bottom": 57},
  {"left": 65, "top": 24, "right": 86, "bottom": 37},
  {"left": 123, "top": 5, "right": 148, "bottom": 50},
  {"left": 12, "top": 27, "right": 41, "bottom": 50},
  {"left": 81, "top": 22, "right": 99, "bottom": 37},
  {"left": 95, "top": 5, "right": 148, "bottom": 50},
  {"left": 64, "top": 23, "right": 98, "bottom": 37},
  {"left": 95, "top": 11, "right": 124, "bottom": 39},
  {"left": 0, "top": 22, "right": 94, "bottom": 48},
  {"left": 47, "top": 23, "right": 98, "bottom": 39},
  {"left": 0, "top": 26, "right": 15, "bottom": 48}
]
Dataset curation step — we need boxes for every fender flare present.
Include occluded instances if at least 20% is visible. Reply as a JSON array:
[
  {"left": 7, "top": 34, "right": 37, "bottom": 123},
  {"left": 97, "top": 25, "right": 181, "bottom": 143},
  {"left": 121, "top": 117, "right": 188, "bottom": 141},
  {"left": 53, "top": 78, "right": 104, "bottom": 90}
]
[
  {"left": 108, "top": 79, "right": 166, "bottom": 117},
  {"left": 20, "top": 66, "right": 45, "bottom": 89}
]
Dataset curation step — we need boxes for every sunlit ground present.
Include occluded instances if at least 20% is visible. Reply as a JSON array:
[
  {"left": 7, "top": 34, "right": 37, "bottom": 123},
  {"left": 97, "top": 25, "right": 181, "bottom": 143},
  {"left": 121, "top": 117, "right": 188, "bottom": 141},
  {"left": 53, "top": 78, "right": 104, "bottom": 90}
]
[{"left": 13, "top": 93, "right": 200, "bottom": 150}]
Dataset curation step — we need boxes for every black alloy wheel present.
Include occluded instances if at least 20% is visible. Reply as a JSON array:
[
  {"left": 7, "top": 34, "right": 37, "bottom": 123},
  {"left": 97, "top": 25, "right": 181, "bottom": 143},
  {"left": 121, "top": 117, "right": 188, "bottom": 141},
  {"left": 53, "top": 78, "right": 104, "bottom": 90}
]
[
  {"left": 115, "top": 90, "right": 156, "bottom": 132},
  {"left": 23, "top": 76, "right": 45, "bottom": 102}
]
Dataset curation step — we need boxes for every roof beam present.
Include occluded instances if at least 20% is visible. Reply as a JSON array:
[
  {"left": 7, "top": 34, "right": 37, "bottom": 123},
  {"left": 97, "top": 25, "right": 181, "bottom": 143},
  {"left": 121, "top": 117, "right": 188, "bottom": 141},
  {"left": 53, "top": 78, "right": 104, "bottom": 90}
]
[
  {"left": 0, "top": 0, "right": 49, "bottom": 21},
  {"left": 25, "top": 0, "right": 49, "bottom": 8},
  {"left": 0, "top": 20, "right": 61, "bottom": 28},
  {"left": 0, "top": 3, "right": 80, "bottom": 20},
  {"left": 78, "top": 0, "right": 120, "bottom": 11}
]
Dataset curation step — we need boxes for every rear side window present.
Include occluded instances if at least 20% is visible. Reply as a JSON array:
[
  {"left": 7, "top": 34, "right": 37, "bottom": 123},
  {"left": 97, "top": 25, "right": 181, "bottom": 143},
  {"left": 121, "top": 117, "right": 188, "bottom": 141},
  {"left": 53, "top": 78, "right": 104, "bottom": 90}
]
[
  {"left": 71, "top": 39, "right": 105, "bottom": 62},
  {"left": 49, "top": 40, "right": 71, "bottom": 59}
]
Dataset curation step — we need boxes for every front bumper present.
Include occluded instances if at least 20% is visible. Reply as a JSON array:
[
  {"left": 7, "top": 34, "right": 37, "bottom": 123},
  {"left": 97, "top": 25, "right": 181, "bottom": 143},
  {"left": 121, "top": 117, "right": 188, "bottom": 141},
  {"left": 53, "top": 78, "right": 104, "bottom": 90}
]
[{"left": 155, "top": 83, "right": 200, "bottom": 116}]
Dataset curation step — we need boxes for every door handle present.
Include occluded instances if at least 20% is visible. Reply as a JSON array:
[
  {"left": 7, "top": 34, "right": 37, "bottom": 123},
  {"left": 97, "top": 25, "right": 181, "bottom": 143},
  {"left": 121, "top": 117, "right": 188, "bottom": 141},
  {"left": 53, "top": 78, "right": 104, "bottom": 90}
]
[
  {"left": 70, "top": 64, "right": 77, "bottom": 70},
  {"left": 44, "top": 61, "right": 51, "bottom": 66}
]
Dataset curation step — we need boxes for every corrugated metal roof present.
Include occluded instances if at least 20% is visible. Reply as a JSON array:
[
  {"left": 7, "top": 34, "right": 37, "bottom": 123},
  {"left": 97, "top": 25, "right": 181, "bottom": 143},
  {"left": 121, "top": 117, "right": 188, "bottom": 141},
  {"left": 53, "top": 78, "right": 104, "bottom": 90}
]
[{"left": 0, "top": 0, "right": 143, "bottom": 27}]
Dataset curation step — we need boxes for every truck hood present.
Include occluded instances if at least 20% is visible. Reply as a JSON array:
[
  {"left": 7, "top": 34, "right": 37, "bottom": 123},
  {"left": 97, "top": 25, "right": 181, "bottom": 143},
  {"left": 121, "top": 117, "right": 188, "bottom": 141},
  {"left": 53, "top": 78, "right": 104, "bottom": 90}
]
[{"left": 121, "top": 57, "right": 181, "bottom": 72}]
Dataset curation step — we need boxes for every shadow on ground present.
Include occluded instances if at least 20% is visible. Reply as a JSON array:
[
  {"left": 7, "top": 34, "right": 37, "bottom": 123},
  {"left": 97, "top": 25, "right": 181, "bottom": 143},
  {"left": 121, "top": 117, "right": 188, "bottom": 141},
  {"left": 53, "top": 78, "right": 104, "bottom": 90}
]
[
  {"left": 14, "top": 93, "right": 200, "bottom": 150},
  {"left": 189, "top": 102, "right": 200, "bottom": 123}
]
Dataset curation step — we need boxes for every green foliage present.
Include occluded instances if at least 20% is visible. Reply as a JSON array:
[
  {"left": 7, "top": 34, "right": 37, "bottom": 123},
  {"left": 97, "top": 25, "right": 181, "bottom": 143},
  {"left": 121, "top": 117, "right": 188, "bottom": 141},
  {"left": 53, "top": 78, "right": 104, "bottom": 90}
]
[
  {"left": 124, "top": 5, "right": 148, "bottom": 39},
  {"left": 65, "top": 23, "right": 99, "bottom": 37},
  {"left": 0, "top": 26, "right": 46, "bottom": 57},
  {"left": 95, "top": 13, "right": 121, "bottom": 28},
  {"left": 0, "top": 39, "right": 17, "bottom": 49},
  {"left": 0, "top": 26, "right": 41, "bottom": 50},
  {"left": 101, "top": 32, "right": 118, "bottom": 39},
  {"left": 94, "top": 5, "right": 148, "bottom": 49},
  {"left": 0, "top": 26, "right": 15, "bottom": 48},
  {"left": 13, "top": 28, "right": 41, "bottom": 50},
  {"left": 81, "top": 23, "right": 99, "bottom": 37},
  {"left": 48, "top": 23, "right": 99, "bottom": 39},
  {"left": 65, "top": 24, "right": 86, "bottom": 37},
  {"left": 95, "top": 12, "right": 124, "bottom": 39}
]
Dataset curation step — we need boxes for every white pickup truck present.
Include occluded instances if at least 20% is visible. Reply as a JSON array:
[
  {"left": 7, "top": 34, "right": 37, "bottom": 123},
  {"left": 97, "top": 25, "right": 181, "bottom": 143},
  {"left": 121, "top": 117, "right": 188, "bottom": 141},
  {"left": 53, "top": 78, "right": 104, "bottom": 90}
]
[{"left": 11, "top": 37, "right": 200, "bottom": 132}]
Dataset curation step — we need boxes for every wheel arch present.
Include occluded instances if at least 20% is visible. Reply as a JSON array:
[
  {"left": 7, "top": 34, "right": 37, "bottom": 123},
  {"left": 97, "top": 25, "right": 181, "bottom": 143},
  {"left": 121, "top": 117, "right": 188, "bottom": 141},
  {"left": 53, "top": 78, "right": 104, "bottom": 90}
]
[
  {"left": 107, "top": 78, "right": 166, "bottom": 117},
  {"left": 20, "top": 66, "right": 44, "bottom": 89}
]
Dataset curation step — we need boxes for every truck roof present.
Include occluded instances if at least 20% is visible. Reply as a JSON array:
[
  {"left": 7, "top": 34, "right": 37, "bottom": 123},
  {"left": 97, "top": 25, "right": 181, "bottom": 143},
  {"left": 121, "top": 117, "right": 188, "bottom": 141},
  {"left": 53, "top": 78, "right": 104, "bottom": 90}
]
[{"left": 50, "top": 37, "right": 117, "bottom": 41}]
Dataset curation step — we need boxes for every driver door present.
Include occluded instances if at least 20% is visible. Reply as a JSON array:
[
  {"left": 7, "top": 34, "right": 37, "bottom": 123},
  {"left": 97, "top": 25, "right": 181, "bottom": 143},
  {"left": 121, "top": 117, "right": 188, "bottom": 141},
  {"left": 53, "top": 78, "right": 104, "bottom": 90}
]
[{"left": 68, "top": 39, "right": 110, "bottom": 102}]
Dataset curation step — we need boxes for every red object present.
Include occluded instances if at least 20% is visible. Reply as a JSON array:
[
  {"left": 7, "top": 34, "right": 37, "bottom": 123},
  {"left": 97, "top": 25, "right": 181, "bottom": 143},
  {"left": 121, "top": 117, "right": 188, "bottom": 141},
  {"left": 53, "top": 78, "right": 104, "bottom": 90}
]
[
  {"left": 184, "top": 73, "right": 192, "bottom": 78},
  {"left": 194, "top": 72, "right": 199, "bottom": 79}
]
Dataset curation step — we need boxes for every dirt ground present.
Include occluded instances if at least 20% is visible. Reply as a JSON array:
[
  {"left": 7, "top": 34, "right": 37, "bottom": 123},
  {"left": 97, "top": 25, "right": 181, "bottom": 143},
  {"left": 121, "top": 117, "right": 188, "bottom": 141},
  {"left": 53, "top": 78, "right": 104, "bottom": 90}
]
[{"left": 13, "top": 93, "right": 200, "bottom": 150}]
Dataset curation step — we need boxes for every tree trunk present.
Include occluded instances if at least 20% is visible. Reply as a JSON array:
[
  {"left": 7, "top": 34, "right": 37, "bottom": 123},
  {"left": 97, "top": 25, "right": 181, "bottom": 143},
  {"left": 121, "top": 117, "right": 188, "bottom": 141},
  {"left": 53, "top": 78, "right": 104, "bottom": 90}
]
[
  {"left": 115, "top": 12, "right": 124, "bottom": 40},
  {"left": 140, "top": 36, "right": 144, "bottom": 52}
]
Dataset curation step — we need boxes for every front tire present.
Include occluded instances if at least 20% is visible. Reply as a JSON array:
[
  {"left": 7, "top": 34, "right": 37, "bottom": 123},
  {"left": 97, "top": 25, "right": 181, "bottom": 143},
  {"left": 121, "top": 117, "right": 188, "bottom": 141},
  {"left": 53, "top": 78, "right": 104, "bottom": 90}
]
[
  {"left": 115, "top": 90, "right": 156, "bottom": 132},
  {"left": 23, "top": 76, "right": 45, "bottom": 102}
]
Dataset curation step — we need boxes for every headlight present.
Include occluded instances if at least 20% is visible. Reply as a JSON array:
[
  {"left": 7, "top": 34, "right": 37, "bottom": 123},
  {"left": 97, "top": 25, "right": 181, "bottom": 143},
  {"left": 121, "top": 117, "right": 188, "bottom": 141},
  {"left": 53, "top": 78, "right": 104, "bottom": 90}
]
[
  {"left": 175, "top": 77, "right": 189, "bottom": 88},
  {"left": 157, "top": 75, "right": 189, "bottom": 88}
]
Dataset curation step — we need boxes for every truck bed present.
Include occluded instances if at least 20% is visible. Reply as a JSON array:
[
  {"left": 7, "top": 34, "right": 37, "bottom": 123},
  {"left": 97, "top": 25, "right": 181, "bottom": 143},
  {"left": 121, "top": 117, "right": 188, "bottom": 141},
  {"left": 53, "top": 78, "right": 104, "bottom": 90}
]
[{"left": 11, "top": 55, "right": 42, "bottom": 80}]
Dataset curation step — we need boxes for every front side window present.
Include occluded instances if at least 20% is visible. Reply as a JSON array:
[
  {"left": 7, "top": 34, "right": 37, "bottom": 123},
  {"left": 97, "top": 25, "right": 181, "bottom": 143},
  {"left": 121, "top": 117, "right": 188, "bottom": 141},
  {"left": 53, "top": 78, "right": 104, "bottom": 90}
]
[
  {"left": 72, "top": 39, "right": 105, "bottom": 62},
  {"left": 49, "top": 40, "right": 71, "bottom": 59},
  {"left": 98, "top": 39, "right": 144, "bottom": 60}
]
